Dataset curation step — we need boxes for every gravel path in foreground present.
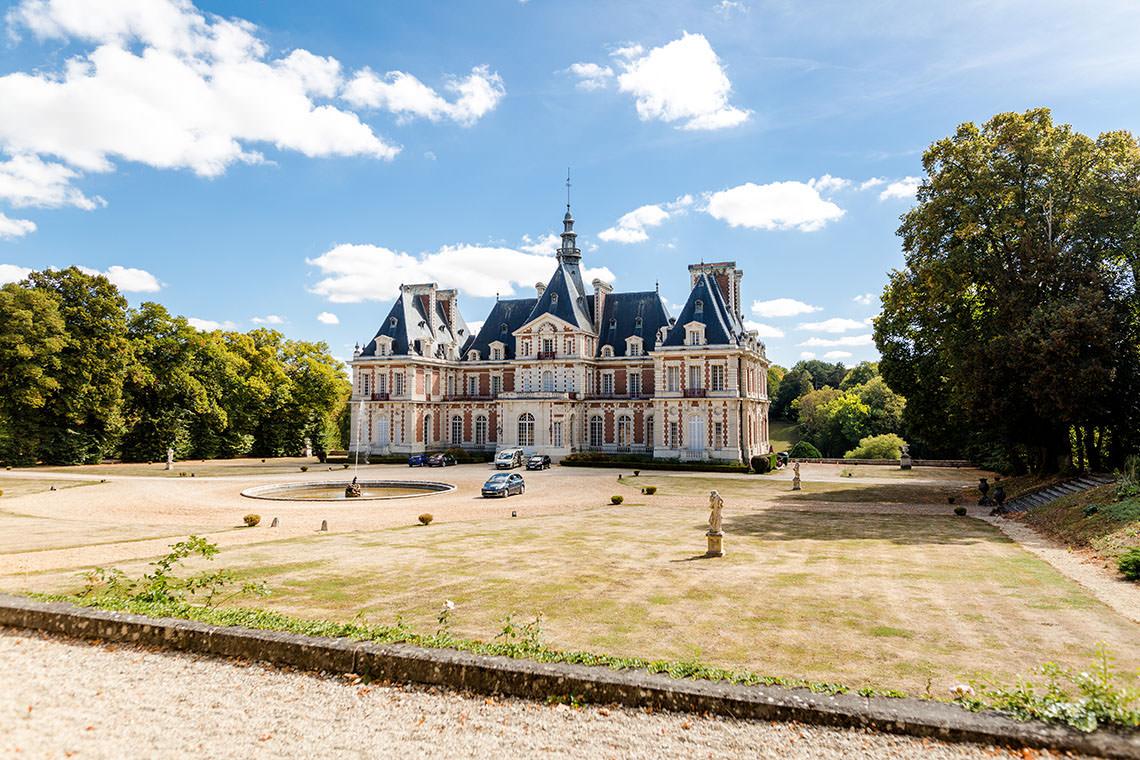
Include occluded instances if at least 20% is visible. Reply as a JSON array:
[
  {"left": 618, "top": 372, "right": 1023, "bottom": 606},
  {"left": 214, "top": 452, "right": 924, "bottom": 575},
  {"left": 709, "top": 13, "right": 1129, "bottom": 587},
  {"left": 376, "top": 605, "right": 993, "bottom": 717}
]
[{"left": 1, "top": 629, "right": 1085, "bottom": 759}]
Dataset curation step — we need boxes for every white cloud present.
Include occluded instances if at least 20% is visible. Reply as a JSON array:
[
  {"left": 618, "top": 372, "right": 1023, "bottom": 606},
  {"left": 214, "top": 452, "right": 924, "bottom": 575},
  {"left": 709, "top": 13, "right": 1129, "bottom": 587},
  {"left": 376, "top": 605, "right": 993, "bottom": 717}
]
[
  {"left": 317, "top": 311, "right": 339, "bottom": 325},
  {"left": 187, "top": 316, "right": 237, "bottom": 331},
  {"left": 597, "top": 195, "right": 692, "bottom": 244},
  {"left": 853, "top": 292, "right": 875, "bottom": 305},
  {"left": 0, "top": 213, "right": 36, "bottom": 239},
  {"left": 751, "top": 298, "right": 820, "bottom": 318},
  {"left": 466, "top": 320, "right": 484, "bottom": 336},
  {"left": 103, "top": 265, "right": 160, "bottom": 292},
  {"left": 879, "top": 176, "right": 922, "bottom": 201},
  {"left": 252, "top": 314, "right": 285, "bottom": 325},
  {"left": 566, "top": 62, "right": 614, "bottom": 91},
  {"left": 0, "top": 154, "right": 104, "bottom": 209},
  {"left": 808, "top": 174, "right": 850, "bottom": 194},
  {"left": 799, "top": 334, "right": 874, "bottom": 347},
  {"left": 858, "top": 177, "right": 886, "bottom": 191},
  {"left": 706, "top": 180, "right": 845, "bottom": 232},
  {"left": 597, "top": 32, "right": 748, "bottom": 131},
  {"left": 799, "top": 351, "right": 816, "bottom": 359},
  {"left": 714, "top": 1, "right": 749, "bottom": 16},
  {"left": 307, "top": 242, "right": 616, "bottom": 303},
  {"left": 343, "top": 65, "right": 504, "bottom": 127},
  {"left": 0, "top": 263, "right": 33, "bottom": 282},
  {"left": 743, "top": 320, "right": 784, "bottom": 338},
  {"left": 863, "top": 315, "right": 877, "bottom": 325},
  {"left": 518, "top": 233, "right": 560, "bottom": 255},
  {"left": 823, "top": 350, "right": 853, "bottom": 360},
  {"left": 797, "top": 317, "right": 865, "bottom": 333}
]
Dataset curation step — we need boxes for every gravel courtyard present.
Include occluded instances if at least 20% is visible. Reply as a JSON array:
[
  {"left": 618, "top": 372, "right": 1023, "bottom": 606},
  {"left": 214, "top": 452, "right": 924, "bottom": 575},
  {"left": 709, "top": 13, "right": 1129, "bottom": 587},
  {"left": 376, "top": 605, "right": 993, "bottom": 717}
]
[{"left": 0, "top": 629, "right": 1084, "bottom": 759}]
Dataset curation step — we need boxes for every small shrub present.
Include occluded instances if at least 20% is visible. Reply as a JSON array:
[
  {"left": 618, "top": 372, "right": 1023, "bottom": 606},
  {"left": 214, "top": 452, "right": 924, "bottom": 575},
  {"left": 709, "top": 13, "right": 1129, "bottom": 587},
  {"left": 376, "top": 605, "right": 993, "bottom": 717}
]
[
  {"left": 954, "top": 506, "right": 968, "bottom": 516},
  {"left": 610, "top": 495, "right": 624, "bottom": 505},
  {"left": 243, "top": 514, "right": 261, "bottom": 527},
  {"left": 642, "top": 486, "right": 657, "bottom": 495},
  {"left": 844, "top": 433, "right": 907, "bottom": 460},
  {"left": 1083, "top": 504, "right": 1099, "bottom": 517},
  {"left": 300, "top": 465, "right": 308, "bottom": 472},
  {"left": 418, "top": 513, "right": 433, "bottom": 525},
  {"left": 1119, "top": 548, "right": 1140, "bottom": 582},
  {"left": 788, "top": 441, "right": 822, "bottom": 459},
  {"left": 751, "top": 455, "right": 772, "bottom": 474}
]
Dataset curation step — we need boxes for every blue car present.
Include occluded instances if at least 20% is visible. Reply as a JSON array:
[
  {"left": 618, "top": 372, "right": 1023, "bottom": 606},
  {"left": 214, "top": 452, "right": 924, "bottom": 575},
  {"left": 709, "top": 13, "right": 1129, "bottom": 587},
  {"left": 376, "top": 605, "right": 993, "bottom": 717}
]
[
  {"left": 481, "top": 472, "right": 525, "bottom": 498},
  {"left": 408, "top": 453, "right": 429, "bottom": 467}
]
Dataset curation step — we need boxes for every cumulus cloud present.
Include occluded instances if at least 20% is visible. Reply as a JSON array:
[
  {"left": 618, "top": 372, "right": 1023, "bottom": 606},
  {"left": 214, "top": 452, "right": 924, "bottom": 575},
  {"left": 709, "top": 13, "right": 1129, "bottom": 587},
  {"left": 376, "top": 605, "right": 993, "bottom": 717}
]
[
  {"left": 76, "top": 264, "right": 162, "bottom": 292},
  {"left": 853, "top": 292, "right": 875, "bottom": 305},
  {"left": 706, "top": 180, "right": 845, "bottom": 232},
  {"left": 307, "top": 242, "right": 616, "bottom": 303},
  {"left": 879, "top": 176, "right": 922, "bottom": 201},
  {"left": 743, "top": 320, "right": 784, "bottom": 338},
  {"left": 0, "top": 262, "right": 33, "bottom": 282},
  {"left": 0, "top": 213, "right": 36, "bottom": 239},
  {"left": 566, "top": 62, "right": 614, "bottom": 91},
  {"left": 797, "top": 317, "right": 865, "bottom": 333},
  {"left": 799, "top": 334, "right": 874, "bottom": 347},
  {"left": 823, "top": 350, "right": 853, "bottom": 359},
  {"left": 597, "top": 195, "right": 693, "bottom": 244},
  {"left": 858, "top": 177, "right": 886, "bottom": 191},
  {"left": 343, "top": 65, "right": 505, "bottom": 127},
  {"left": 317, "top": 311, "right": 339, "bottom": 325},
  {"left": 252, "top": 314, "right": 285, "bottom": 325},
  {"left": 187, "top": 316, "right": 237, "bottom": 331},
  {"left": 808, "top": 174, "right": 850, "bottom": 194},
  {"left": 0, "top": 154, "right": 104, "bottom": 209},
  {"left": 517, "top": 233, "right": 560, "bottom": 255},
  {"left": 799, "top": 351, "right": 816, "bottom": 359},
  {"left": 573, "top": 33, "right": 748, "bottom": 131},
  {"left": 751, "top": 298, "right": 820, "bottom": 318}
]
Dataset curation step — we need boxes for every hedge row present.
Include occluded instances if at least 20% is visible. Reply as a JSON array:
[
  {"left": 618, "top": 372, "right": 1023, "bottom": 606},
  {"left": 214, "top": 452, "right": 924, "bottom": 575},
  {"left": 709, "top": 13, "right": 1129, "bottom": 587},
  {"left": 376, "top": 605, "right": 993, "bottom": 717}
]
[{"left": 559, "top": 453, "right": 749, "bottom": 474}]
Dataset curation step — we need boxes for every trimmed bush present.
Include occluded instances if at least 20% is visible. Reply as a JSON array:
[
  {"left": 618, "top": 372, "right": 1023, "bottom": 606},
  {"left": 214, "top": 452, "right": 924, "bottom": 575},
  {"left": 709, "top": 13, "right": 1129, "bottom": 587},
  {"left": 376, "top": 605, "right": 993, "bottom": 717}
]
[
  {"left": 300, "top": 465, "right": 308, "bottom": 472},
  {"left": 610, "top": 495, "right": 624, "bottom": 505},
  {"left": 641, "top": 486, "right": 657, "bottom": 495},
  {"left": 788, "top": 441, "right": 822, "bottom": 459},
  {"left": 844, "top": 433, "right": 907, "bottom": 460},
  {"left": 954, "top": 506, "right": 968, "bottom": 516},
  {"left": 1119, "top": 548, "right": 1140, "bottom": 582},
  {"left": 243, "top": 514, "right": 261, "bottom": 527},
  {"left": 418, "top": 513, "right": 433, "bottom": 525}
]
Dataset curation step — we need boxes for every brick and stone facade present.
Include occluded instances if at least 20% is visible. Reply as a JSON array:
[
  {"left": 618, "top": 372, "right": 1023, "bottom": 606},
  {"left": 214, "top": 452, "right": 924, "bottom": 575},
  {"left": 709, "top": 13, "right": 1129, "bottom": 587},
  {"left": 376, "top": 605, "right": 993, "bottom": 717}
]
[{"left": 349, "top": 206, "right": 770, "bottom": 463}]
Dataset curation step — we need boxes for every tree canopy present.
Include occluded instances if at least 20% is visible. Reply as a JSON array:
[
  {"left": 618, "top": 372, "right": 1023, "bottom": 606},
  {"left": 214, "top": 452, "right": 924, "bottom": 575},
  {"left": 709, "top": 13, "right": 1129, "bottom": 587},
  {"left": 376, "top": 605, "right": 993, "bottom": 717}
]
[{"left": 874, "top": 108, "right": 1140, "bottom": 473}]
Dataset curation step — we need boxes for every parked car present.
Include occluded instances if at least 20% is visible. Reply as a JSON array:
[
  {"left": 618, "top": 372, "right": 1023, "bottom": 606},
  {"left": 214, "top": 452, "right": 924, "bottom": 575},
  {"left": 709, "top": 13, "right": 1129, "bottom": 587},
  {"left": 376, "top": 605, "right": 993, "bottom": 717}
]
[
  {"left": 408, "top": 453, "right": 429, "bottom": 467},
  {"left": 494, "top": 448, "right": 524, "bottom": 469},
  {"left": 526, "top": 454, "right": 551, "bottom": 471},
  {"left": 482, "top": 472, "right": 525, "bottom": 498},
  {"left": 428, "top": 453, "right": 457, "bottom": 467}
]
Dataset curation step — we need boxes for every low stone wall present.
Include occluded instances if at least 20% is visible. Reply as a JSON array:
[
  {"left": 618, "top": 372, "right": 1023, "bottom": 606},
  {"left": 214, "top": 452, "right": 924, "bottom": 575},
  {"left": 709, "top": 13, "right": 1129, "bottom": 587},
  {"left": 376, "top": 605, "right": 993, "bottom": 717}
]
[
  {"left": 792, "top": 458, "right": 974, "bottom": 468},
  {"left": 0, "top": 595, "right": 1133, "bottom": 758}
]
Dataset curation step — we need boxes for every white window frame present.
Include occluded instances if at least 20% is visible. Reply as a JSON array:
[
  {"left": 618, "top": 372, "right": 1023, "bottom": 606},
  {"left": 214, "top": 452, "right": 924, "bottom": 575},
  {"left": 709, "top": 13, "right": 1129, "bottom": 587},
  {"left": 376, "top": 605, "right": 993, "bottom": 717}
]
[
  {"left": 518, "top": 413, "right": 535, "bottom": 447},
  {"left": 628, "top": 372, "right": 642, "bottom": 398},
  {"left": 589, "top": 415, "right": 604, "bottom": 448}
]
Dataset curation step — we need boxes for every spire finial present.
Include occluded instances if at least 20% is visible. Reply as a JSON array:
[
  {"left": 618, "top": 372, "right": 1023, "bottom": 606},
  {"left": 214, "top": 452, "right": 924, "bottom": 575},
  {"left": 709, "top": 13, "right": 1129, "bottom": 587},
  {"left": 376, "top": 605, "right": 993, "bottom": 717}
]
[{"left": 566, "top": 166, "right": 571, "bottom": 210}]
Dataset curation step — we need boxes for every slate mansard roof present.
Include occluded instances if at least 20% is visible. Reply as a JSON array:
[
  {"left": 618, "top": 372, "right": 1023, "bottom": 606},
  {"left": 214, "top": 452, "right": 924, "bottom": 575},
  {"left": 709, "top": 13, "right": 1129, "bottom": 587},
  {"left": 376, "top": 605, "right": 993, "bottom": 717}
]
[
  {"left": 661, "top": 272, "right": 744, "bottom": 348},
  {"left": 361, "top": 291, "right": 471, "bottom": 358},
  {"left": 595, "top": 290, "right": 672, "bottom": 356},
  {"left": 465, "top": 297, "right": 538, "bottom": 360}
]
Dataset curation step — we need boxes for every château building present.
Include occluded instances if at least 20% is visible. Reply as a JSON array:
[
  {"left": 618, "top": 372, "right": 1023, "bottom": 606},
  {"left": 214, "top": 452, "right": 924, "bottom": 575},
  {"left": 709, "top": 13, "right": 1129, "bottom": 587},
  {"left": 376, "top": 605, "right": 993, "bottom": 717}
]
[{"left": 348, "top": 203, "right": 771, "bottom": 463}]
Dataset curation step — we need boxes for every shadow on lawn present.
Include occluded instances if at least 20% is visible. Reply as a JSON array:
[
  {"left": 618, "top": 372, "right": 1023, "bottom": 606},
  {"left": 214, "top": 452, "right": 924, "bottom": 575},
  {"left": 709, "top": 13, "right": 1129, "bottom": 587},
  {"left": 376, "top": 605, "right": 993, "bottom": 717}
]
[{"left": 721, "top": 510, "right": 1009, "bottom": 546}]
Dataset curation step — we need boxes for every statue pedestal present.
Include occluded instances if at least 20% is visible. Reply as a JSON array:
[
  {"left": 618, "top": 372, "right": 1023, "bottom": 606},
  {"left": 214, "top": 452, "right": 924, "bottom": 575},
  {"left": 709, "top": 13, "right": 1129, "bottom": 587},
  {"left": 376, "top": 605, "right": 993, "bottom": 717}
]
[
  {"left": 705, "top": 531, "right": 724, "bottom": 557},
  {"left": 792, "top": 477, "right": 801, "bottom": 491},
  {"left": 899, "top": 455, "right": 912, "bottom": 471}
]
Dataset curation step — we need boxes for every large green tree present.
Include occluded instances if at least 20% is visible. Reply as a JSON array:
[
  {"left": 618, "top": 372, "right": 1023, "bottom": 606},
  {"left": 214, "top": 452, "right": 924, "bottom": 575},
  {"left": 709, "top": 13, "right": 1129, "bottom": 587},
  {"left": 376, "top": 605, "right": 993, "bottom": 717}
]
[{"left": 875, "top": 109, "right": 1140, "bottom": 472}]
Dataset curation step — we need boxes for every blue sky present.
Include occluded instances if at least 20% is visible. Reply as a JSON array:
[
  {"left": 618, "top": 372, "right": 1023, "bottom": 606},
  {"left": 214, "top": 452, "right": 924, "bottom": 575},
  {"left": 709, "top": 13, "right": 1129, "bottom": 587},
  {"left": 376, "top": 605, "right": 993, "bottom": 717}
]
[{"left": 1, "top": 0, "right": 1138, "bottom": 368}]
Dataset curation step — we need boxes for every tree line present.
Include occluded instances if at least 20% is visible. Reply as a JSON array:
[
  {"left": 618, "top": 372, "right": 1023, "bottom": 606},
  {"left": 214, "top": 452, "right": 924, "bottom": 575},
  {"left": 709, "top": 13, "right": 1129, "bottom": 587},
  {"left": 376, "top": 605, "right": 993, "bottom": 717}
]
[
  {"left": 0, "top": 267, "right": 351, "bottom": 466},
  {"left": 874, "top": 109, "right": 1140, "bottom": 474}
]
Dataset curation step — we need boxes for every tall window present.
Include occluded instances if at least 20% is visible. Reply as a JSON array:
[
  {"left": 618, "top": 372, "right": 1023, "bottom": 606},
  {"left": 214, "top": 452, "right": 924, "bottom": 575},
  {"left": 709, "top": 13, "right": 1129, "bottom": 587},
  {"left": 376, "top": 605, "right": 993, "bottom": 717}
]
[
  {"left": 468, "top": 375, "right": 479, "bottom": 396},
  {"left": 687, "top": 328, "right": 702, "bottom": 345},
  {"left": 518, "top": 413, "right": 535, "bottom": 447},
  {"left": 646, "top": 416, "right": 654, "bottom": 449},
  {"left": 710, "top": 364, "right": 725, "bottom": 391},
  {"left": 377, "top": 374, "right": 387, "bottom": 394},
  {"left": 713, "top": 421, "right": 724, "bottom": 448},
  {"left": 491, "top": 375, "right": 502, "bottom": 397},
  {"left": 601, "top": 372, "right": 614, "bottom": 396},
  {"left": 362, "top": 374, "right": 371, "bottom": 395},
  {"left": 395, "top": 373, "right": 406, "bottom": 396},
  {"left": 423, "top": 414, "right": 431, "bottom": 444},
  {"left": 552, "top": 420, "right": 563, "bottom": 448},
  {"left": 446, "top": 374, "right": 455, "bottom": 397},
  {"left": 668, "top": 421, "right": 680, "bottom": 448},
  {"left": 564, "top": 338, "right": 574, "bottom": 355},
  {"left": 521, "top": 340, "right": 531, "bottom": 356},
  {"left": 666, "top": 366, "right": 680, "bottom": 392},
  {"left": 541, "top": 337, "right": 554, "bottom": 355},
  {"left": 542, "top": 370, "right": 554, "bottom": 392},
  {"left": 589, "top": 415, "right": 604, "bottom": 448},
  {"left": 688, "top": 364, "right": 702, "bottom": 390},
  {"left": 688, "top": 415, "right": 706, "bottom": 453},
  {"left": 616, "top": 415, "right": 632, "bottom": 448},
  {"left": 628, "top": 372, "right": 641, "bottom": 398},
  {"left": 451, "top": 415, "right": 463, "bottom": 445},
  {"left": 475, "top": 415, "right": 487, "bottom": 445}
]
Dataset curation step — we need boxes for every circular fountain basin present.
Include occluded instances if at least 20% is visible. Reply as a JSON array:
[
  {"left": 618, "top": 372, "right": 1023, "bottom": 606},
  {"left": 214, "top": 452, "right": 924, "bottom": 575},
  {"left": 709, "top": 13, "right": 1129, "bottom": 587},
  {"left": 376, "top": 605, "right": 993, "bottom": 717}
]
[{"left": 241, "top": 480, "right": 454, "bottom": 501}]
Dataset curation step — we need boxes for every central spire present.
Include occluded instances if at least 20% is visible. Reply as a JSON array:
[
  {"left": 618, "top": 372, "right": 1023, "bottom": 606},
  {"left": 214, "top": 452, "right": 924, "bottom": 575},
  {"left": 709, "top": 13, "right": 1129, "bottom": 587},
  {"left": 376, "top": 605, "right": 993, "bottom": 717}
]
[{"left": 558, "top": 168, "right": 581, "bottom": 265}]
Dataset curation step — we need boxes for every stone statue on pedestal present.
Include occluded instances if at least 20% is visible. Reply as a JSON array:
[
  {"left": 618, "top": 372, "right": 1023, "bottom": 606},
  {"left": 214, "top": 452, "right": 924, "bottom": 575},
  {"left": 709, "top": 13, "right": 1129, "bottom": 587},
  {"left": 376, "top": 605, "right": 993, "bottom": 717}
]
[
  {"left": 792, "top": 462, "right": 802, "bottom": 491},
  {"left": 705, "top": 490, "right": 725, "bottom": 557},
  {"left": 165, "top": 447, "right": 174, "bottom": 471}
]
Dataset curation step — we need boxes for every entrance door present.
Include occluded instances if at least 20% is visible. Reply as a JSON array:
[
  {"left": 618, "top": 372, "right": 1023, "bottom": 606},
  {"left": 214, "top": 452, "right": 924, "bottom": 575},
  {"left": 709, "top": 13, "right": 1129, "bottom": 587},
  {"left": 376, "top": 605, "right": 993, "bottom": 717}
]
[{"left": 687, "top": 415, "right": 706, "bottom": 455}]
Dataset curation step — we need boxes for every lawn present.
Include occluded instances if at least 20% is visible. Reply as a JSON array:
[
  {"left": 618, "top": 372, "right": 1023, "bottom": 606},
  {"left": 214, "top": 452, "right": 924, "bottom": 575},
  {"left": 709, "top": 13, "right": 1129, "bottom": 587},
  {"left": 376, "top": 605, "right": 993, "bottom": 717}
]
[
  {"left": 769, "top": 419, "right": 801, "bottom": 452},
  {"left": 38, "top": 499, "right": 1138, "bottom": 696}
]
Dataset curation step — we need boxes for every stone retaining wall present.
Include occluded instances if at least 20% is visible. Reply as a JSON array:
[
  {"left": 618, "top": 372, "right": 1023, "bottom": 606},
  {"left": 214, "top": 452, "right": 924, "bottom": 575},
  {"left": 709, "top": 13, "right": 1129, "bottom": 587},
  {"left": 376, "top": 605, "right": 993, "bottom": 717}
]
[{"left": 0, "top": 595, "right": 1134, "bottom": 758}]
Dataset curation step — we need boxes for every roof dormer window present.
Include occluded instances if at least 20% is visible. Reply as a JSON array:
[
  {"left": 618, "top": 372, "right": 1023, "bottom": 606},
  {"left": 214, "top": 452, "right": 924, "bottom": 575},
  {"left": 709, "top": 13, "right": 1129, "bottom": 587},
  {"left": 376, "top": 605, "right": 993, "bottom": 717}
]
[
  {"left": 468, "top": 350, "right": 480, "bottom": 361},
  {"left": 608, "top": 317, "right": 617, "bottom": 329},
  {"left": 634, "top": 316, "right": 643, "bottom": 331},
  {"left": 694, "top": 299, "right": 704, "bottom": 315},
  {"left": 389, "top": 316, "right": 397, "bottom": 328},
  {"left": 600, "top": 345, "right": 614, "bottom": 358},
  {"left": 551, "top": 292, "right": 559, "bottom": 305},
  {"left": 500, "top": 323, "right": 509, "bottom": 334}
]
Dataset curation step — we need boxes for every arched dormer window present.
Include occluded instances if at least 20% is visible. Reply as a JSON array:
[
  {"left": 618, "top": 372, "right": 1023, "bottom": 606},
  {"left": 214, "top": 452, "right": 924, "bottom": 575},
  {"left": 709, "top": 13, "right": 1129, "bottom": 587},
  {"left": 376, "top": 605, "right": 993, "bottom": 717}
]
[
  {"left": 389, "top": 316, "right": 398, "bottom": 328},
  {"left": 608, "top": 317, "right": 617, "bottom": 330},
  {"left": 634, "top": 316, "right": 643, "bottom": 331},
  {"left": 468, "top": 349, "right": 479, "bottom": 361},
  {"left": 694, "top": 299, "right": 704, "bottom": 315},
  {"left": 551, "top": 292, "right": 559, "bottom": 306},
  {"left": 600, "top": 345, "right": 614, "bottom": 358},
  {"left": 500, "top": 323, "right": 509, "bottom": 335}
]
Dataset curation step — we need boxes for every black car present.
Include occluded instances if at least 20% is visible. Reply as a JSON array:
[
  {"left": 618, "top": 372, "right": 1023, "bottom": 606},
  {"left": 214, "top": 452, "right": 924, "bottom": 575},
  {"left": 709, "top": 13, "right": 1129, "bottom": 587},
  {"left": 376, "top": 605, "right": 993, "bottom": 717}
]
[
  {"left": 427, "top": 453, "right": 457, "bottom": 467},
  {"left": 525, "top": 454, "right": 551, "bottom": 470},
  {"left": 482, "top": 472, "right": 525, "bottom": 497}
]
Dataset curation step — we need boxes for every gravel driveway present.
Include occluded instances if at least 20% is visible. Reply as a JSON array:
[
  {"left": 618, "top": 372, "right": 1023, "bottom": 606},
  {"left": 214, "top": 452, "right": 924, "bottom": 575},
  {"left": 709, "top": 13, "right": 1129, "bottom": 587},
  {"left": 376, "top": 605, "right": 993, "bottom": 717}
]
[{"left": 0, "top": 629, "right": 1082, "bottom": 759}]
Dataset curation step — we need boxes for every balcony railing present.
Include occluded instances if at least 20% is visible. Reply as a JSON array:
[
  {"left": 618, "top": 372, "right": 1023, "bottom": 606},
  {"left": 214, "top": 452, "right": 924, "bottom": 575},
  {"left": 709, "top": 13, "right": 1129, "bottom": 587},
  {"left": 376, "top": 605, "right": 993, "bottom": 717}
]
[
  {"left": 537, "top": 350, "right": 557, "bottom": 360},
  {"left": 370, "top": 392, "right": 390, "bottom": 401},
  {"left": 683, "top": 388, "right": 707, "bottom": 398},
  {"left": 443, "top": 394, "right": 493, "bottom": 401}
]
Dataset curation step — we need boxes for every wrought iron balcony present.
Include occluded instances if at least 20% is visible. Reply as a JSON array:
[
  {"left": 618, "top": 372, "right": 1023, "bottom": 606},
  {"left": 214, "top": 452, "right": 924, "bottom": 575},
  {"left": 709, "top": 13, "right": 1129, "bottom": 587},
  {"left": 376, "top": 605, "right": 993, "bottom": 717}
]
[
  {"left": 370, "top": 392, "right": 390, "bottom": 401},
  {"left": 683, "top": 388, "right": 707, "bottom": 398},
  {"left": 537, "top": 350, "right": 557, "bottom": 360}
]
